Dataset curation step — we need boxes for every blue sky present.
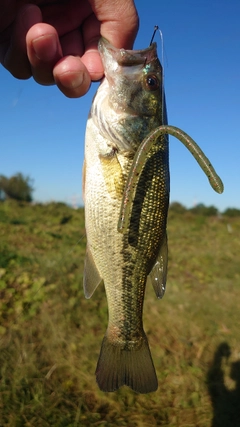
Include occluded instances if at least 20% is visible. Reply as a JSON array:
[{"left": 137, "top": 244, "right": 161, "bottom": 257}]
[{"left": 1, "top": 0, "right": 239, "bottom": 211}]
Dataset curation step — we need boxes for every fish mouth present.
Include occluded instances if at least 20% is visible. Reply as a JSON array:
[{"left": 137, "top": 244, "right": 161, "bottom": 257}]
[{"left": 98, "top": 38, "right": 158, "bottom": 67}]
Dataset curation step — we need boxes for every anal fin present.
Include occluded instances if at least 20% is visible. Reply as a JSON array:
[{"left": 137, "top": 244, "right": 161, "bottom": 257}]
[{"left": 148, "top": 233, "right": 168, "bottom": 299}]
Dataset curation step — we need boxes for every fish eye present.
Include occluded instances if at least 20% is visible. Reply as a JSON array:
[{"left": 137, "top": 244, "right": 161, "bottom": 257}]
[{"left": 145, "top": 74, "right": 160, "bottom": 91}]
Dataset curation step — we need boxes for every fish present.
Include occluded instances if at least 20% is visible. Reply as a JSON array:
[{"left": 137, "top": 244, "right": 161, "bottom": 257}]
[{"left": 83, "top": 37, "right": 223, "bottom": 394}]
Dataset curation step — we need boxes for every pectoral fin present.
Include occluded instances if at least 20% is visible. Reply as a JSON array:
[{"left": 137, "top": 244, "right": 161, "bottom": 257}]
[
  {"left": 83, "top": 245, "right": 102, "bottom": 299},
  {"left": 148, "top": 233, "right": 168, "bottom": 299}
]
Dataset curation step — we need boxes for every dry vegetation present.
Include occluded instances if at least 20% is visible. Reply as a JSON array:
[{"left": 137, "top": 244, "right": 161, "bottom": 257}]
[{"left": 0, "top": 200, "right": 240, "bottom": 426}]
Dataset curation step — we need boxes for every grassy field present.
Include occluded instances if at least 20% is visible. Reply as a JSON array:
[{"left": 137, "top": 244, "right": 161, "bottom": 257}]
[{"left": 0, "top": 200, "right": 240, "bottom": 426}]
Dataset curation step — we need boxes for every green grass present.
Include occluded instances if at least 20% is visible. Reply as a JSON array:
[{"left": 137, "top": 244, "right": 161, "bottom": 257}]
[{"left": 0, "top": 200, "right": 240, "bottom": 426}]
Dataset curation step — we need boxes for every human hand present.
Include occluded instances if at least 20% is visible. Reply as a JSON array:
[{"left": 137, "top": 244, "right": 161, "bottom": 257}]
[{"left": 0, "top": 0, "right": 139, "bottom": 97}]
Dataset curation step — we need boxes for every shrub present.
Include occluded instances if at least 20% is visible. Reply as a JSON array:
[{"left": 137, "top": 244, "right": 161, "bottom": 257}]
[
  {"left": 189, "top": 203, "right": 218, "bottom": 216},
  {"left": 223, "top": 207, "right": 240, "bottom": 217},
  {"left": 0, "top": 173, "right": 34, "bottom": 202},
  {"left": 169, "top": 202, "right": 187, "bottom": 214}
]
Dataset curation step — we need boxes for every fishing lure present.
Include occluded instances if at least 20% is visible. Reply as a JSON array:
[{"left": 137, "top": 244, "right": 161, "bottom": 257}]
[{"left": 118, "top": 125, "right": 224, "bottom": 232}]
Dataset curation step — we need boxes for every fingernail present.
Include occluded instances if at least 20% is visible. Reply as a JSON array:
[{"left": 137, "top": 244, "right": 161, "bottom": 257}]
[
  {"left": 32, "top": 34, "right": 59, "bottom": 61},
  {"left": 61, "top": 71, "right": 84, "bottom": 89}
]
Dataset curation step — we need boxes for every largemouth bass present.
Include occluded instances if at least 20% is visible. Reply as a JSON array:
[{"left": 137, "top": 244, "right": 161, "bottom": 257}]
[{"left": 83, "top": 38, "right": 223, "bottom": 394}]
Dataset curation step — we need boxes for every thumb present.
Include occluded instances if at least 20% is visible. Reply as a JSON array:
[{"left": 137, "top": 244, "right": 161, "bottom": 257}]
[{"left": 88, "top": 0, "right": 139, "bottom": 49}]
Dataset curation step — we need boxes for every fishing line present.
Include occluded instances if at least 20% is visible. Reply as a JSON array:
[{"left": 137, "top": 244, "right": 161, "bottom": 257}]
[{"left": 159, "top": 28, "right": 165, "bottom": 126}]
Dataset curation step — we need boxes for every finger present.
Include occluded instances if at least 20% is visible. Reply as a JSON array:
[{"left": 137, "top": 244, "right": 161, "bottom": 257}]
[
  {"left": 41, "top": 0, "right": 93, "bottom": 37},
  {"left": 0, "top": 0, "right": 15, "bottom": 32},
  {"left": 53, "top": 55, "right": 91, "bottom": 98},
  {"left": 60, "top": 28, "right": 84, "bottom": 58},
  {"left": 53, "top": 15, "right": 103, "bottom": 95},
  {"left": 89, "top": 0, "right": 139, "bottom": 49},
  {"left": 81, "top": 14, "right": 104, "bottom": 81},
  {"left": 81, "top": 48, "right": 103, "bottom": 82},
  {"left": 26, "top": 23, "right": 63, "bottom": 85},
  {"left": 3, "top": 4, "right": 42, "bottom": 79}
]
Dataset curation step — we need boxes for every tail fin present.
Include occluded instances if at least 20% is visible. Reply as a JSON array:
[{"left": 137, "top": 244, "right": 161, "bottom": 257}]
[{"left": 95, "top": 333, "right": 158, "bottom": 393}]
